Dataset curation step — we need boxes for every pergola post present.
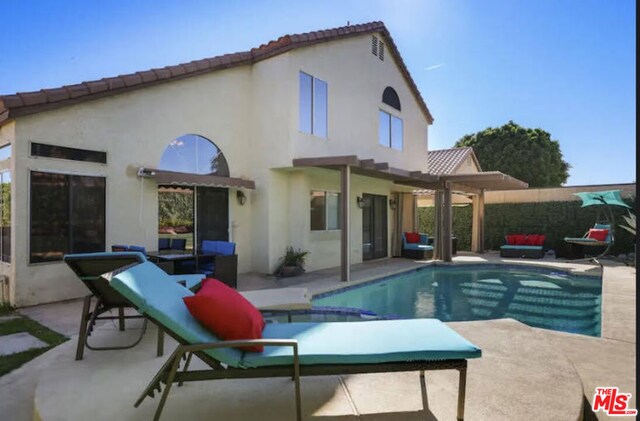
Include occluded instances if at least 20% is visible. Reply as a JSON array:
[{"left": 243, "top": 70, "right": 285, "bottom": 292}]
[
  {"left": 442, "top": 182, "right": 453, "bottom": 262},
  {"left": 340, "top": 165, "right": 351, "bottom": 282},
  {"left": 433, "top": 191, "right": 443, "bottom": 260},
  {"left": 471, "top": 189, "right": 485, "bottom": 253}
]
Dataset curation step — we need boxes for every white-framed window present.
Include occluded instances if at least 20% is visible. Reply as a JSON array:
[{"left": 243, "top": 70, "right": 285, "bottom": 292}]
[
  {"left": 310, "top": 190, "right": 341, "bottom": 231},
  {"left": 378, "top": 110, "right": 403, "bottom": 150},
  {"left": 299, "top": 71, "right": 328, "bottom": 138}
]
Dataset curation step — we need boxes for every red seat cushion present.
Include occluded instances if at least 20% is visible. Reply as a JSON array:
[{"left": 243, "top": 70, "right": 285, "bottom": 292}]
[
  {"left": 535, "top": 235, "right": 546, "bottom": 246},
  {"left": 587, "top": 229, "right": 608, "bottom": 242},
  {"left": 405, "top": 232, "right": 420, "bottom": 243},
  {"left": 514, "top": 234, "right": 528, "bottom": 245},
  {"left": 183, "top": 278, "right": 265, "bottom": 352},
  {"left": 505, "top": 235, "right": 517, "bottom": 245}
]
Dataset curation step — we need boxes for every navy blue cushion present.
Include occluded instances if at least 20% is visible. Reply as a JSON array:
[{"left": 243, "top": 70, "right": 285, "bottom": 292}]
[
  {"left": 158, "top": 238, "right": 171, "bottom": 250},
  {"left": 128, "top": 245, "right": 147, "bottom": 254},
  {"left": 171, "top": 238, "right": 187, "bottom": 250}
]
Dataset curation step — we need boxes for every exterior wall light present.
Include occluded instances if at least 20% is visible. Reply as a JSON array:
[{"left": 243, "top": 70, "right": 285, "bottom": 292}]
[
  {"left": 236, "top": 190, "right": 247, "bottom": 206},
  {"left": 389, "top": 197, "right": 397, "bottom": 210},
  {"left": 356, "top": 196, "right": 365, "bottom": 209}
]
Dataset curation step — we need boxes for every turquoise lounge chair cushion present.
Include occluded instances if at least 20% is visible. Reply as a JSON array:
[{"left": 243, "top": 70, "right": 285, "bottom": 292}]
[
  {"left": 500, "top": 245, "right": 543, "bottom": 250},
  {"left": 110, "top": 262, "right": 244, "bottom": 367},
  {"left": 240, "top": 319, "right": 481, "bottom": 368}
]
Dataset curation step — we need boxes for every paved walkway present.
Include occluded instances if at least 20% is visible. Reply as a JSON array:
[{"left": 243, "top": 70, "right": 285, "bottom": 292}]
[{"left": 0, "top": 254, "right": 635, "bottom": 420}]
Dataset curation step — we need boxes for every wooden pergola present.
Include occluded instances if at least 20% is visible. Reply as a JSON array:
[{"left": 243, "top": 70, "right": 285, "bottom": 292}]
[{"left": 292, "top": 156, "right": 528, "bottom": 282}]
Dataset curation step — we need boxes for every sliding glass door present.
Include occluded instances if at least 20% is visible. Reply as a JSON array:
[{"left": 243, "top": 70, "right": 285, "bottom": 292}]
[
  {"left": 362, "top": 193, "right": 388, "bottom": 261},
  {"left": 158, "top": 186, "right": 228, "bottom": 251}
]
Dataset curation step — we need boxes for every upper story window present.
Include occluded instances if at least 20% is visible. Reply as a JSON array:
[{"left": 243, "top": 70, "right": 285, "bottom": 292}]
[
  {"left": 382, "top": 87, "right": 401, "bottom": 111},
  {"left": 30, "top": 142, "right": 107, "bottom": 164},
  {"left": 299, "top": 72, "right": 328, "bottom": 138},
  {"left": 379, "top": 110, "right": 403, "bottom": 151}
]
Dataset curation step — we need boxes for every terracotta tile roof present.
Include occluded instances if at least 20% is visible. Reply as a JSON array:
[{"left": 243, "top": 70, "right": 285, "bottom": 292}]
[
  {"left": 0, "top": 21, "right": 433, "bottom": 126},
  {"left": 426, "top": 147, "right": 482, "bottom": 175}
]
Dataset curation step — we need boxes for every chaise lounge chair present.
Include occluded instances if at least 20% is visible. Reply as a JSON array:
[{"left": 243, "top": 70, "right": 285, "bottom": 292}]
[{"left": 106, "top": 261, "right": 482, "bottom": 421}]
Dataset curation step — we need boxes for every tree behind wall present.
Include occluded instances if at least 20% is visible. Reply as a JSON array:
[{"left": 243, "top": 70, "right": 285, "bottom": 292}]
[{"left": 455, "top": 121, "right": 570, "bottom": 187}]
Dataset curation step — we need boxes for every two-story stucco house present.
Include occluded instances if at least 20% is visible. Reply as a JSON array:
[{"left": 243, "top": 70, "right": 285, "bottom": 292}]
[{"left": 0, "top": 22, "right": 526, "bottom": 306}]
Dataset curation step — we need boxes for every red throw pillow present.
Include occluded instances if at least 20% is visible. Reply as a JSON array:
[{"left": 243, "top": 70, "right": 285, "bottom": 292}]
[
  {"left": 514, "top": 234, "right": 528, "bottom": 245},
  {"left": 535, "top": 235, "right": 546, "bottom": 246},
  {"left": 526, "top": 234, "right": 539, "bottom": 246},
  {"left": 183, "top": 278, "right": 265, "bottom": 352},
  {"left": 505, "top": 235, "right": 517, "bottom": 245},
  {"left": 587, "top": 229, "right": 608, "bottom": 242},
  {"left": 405, "top": 232, "right": 420, "bottom": 243}
]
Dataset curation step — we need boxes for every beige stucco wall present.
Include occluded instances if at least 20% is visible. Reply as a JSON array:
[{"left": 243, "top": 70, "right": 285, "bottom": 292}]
[
  {"left": 277, "top": 168, "right": 411, "bottom": 272},
  {"left": 8, "top": 31, "right": 433, "bottom": 305},
  {"left": 11, "top": 66, "right": 256, "bottom": 306},
  {"left": 454, "top": 155, "right": 481, "bottom": 174},
  {"left": 484, "top": 183, "right": 636, "bottom": 204}
]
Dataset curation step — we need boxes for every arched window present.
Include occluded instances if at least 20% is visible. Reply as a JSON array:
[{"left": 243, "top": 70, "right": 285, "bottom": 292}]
[
  {"left": 158, "top": 134, "right": 229, "bottom": 176},
  {"left": 382, "top": 87, "right": 401, "bottom": 111}
]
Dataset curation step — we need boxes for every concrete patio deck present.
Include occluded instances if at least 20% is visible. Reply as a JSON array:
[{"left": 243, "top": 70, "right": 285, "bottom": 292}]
[{"left": 0, "top": 253, "right": 635, "bottom": 420}]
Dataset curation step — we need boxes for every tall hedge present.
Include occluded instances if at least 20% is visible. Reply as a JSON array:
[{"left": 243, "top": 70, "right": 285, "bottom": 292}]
[{"left": 418, "top": 198, "right": 636, "bottom": 256}]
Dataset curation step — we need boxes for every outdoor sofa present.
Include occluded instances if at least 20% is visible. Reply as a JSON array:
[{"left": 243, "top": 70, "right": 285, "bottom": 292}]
[
  {"left": 106, "top": 261, "right": 482, "bottom": 421},
  {"left": 499, "top": 234, "right": 545, "bottom": 259}
]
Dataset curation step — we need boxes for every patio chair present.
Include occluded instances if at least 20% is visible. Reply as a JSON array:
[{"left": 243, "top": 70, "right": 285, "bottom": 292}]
[
  {"left": 106, "top": 261, "right": 481, "bottom": 421},
  {"left": 178, "top": 240, "right": 238, "bottom": 288},
  {"left": 158, "top": 238, "right": 171, "bottom": 250},
  {"left": 564, "top": 223, "right": 614, "bottom": 259},
  {"left": 111, "top": 244, "right": 129, "bottom": 252},
  {"left": 171, "top": 238, "right": 187, "bottom": 250},
  {"left": 128, "top": 245, "right": 147, "bottom": 254},
  {"left": 64, "top": 252, "right": 205, "bottom": 360}
]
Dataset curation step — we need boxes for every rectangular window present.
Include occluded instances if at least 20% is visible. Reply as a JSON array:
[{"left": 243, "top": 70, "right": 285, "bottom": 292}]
[
  {"left": 29, "top": 171, "right": 106, "bottom": 263},
  {"left": 378, "top": 110, "right": 403, "bottom": 151},
  {"left": 310, "top": 191, "right": 341, "bottom": 231},
  {"left": 0, "top": 171, "right": 10, "bottom": 263},
  {"left": 299, "top": 72, "right": 328, "bottom": 137},
  {"left": 31, "top": 142, "right": 107, "bottom": 164}
]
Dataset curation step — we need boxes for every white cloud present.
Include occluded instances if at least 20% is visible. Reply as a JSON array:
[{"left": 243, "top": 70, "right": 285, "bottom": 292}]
[{"left": 425, "top": 62, "right": 446, "bottom": 71}]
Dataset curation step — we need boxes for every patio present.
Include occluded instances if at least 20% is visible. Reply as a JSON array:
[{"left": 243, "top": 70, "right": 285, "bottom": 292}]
[{"left": 1, "top": 254, "right": 635, "bottom": 420}]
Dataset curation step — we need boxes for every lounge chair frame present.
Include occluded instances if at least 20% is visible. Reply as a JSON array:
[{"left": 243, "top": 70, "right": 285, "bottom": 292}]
[
  {"left": 124, "top": 301, "right": 468, "bottom": 421},
  {"left": 65, "top": 253, "right": 168, "bottom": 360}
]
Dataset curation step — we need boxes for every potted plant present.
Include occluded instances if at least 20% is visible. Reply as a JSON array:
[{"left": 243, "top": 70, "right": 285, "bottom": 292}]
[{"left": 275, "top": 247, "right": 309, "bottom": 277}]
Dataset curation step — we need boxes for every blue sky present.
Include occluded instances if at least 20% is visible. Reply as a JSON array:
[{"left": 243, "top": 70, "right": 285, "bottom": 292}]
[{"left": 2, "top": 0, "right": 635, "bottom": 185}]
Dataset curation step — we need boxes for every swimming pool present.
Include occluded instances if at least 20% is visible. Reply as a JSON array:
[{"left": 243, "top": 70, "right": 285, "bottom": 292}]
[{"left": 313, "top": 264, "right": 602, "bottom": 336}]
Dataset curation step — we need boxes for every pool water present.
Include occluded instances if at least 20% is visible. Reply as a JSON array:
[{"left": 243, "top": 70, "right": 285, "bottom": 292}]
[{"left": 313, "top": 264, "right": 602, "bottom": 336}]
